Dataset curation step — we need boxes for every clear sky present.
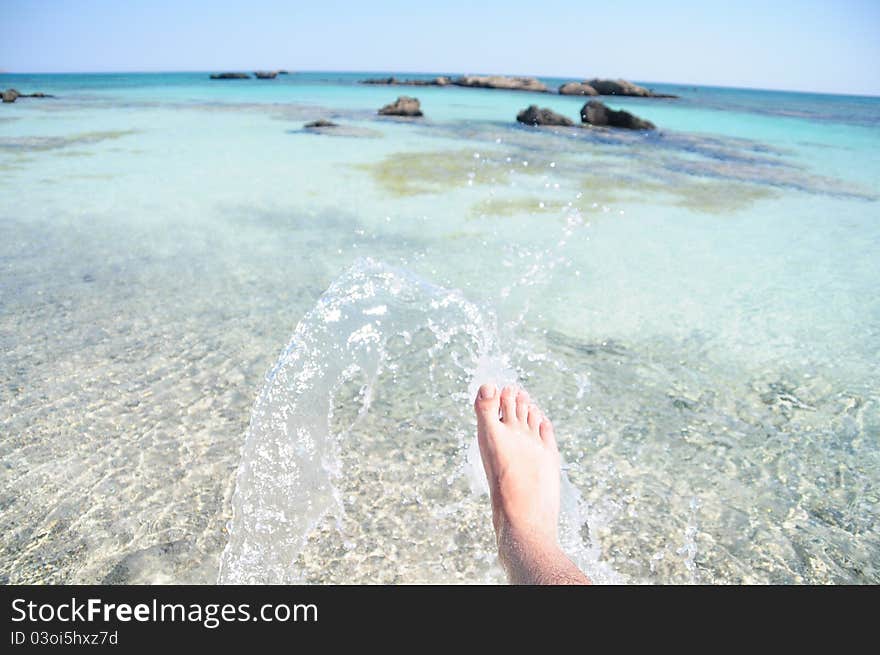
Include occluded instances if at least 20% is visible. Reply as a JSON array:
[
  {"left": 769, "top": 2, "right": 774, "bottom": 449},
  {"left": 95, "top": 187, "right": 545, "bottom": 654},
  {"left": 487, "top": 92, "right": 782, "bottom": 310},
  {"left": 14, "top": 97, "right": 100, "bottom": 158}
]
[{"left": 1, "top": 0, "right": 878, "bottom": 95}]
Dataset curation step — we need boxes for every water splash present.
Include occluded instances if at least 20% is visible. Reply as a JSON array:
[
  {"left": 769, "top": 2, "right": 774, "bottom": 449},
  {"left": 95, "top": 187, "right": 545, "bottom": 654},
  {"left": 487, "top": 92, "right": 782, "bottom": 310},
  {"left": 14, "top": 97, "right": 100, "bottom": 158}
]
[{"left": 218, "top": 258, "right": 616, "bottom": 583}]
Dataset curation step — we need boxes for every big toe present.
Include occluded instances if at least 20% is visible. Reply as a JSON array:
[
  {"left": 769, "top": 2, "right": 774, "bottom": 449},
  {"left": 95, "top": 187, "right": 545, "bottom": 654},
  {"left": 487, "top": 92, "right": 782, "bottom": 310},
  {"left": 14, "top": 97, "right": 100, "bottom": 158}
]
[{"left": 474, "top": 383, "right": 500, "bottom": 424}]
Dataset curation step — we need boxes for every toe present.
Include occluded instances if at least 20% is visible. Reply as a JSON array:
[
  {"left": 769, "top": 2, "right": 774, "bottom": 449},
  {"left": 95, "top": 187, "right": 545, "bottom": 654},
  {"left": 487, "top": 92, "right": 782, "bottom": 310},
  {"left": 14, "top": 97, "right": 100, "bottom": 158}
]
[
  {"left": 539, "top": 419, "right": 557, "bottom": 450},
  {"left": 500, "top": 385, "right": 517, "bottom": 423},
  {"left": 527, "top": 404, "right": 542, "bottom": 433},
  {"left": 515, "top": 390, "right": 530, "bottom": 422},
  {"left": 474, "top": 383, "right": 500, "bottom": 422}
]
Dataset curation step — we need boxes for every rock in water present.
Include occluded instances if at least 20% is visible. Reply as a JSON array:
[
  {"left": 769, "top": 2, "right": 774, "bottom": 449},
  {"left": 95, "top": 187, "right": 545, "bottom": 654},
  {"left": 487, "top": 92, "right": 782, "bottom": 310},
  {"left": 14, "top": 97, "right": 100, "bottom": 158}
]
[
  {"left": 559, "top": 81, "right": 599, "bottom": 96},
  {"left": 516, "top": 105, "right": 575, "bottom": 126},
  {"left": 304, "top": 119, "right": 339, "bottom": 128},
  {"left": 1, "top": 89, "right": 52, "bottom": 102},
  {"left": 362, "top": 76, "right": 451, "bottom": 86},
  {"left": 362, "top": 76, "right": 399, "bottom": 85},
  {"left": 210, "top": 72, "right": 251, "bottom": 79},
  {"left": 378, "top": 96, "right": 423, "bottom": 117},
  {"left": 254, "top": 71, "right": 278, "bottom": 79},
  {"left": 586, "top": 78, "right": 677, "bottom": 98},
  {"left": 580, "top": 100, "right": 655, "bottom": 130},
  {"left": 452, "top": 75, "right": 548, "bottom": 92}
]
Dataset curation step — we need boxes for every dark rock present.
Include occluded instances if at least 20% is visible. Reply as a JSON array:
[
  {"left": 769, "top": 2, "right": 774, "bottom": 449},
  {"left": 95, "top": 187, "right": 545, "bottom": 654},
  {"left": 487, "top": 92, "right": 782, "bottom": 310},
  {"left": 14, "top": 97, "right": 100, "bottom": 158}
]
[
  {"left": 254, "top": 71, "right": 278, "bottom": 79},
  {"left": 3, "top": 89, "right": 55, "bottom": 102},
  {"left": 361, "top": 76, "right": 450, "bottom": 87},
  {"left": 362, "top": 76, "right": 399, "bottom": 85},
  {"left": 580, "top": 100, "right": 655, "bottom": 130},
  {"left": 210, "top": 72, "right": 251, "bottom": 80},
  {"left": 304, "top": 119, "right": 339, "bottom": 128},
  {"left": 559, "top": 81, "right": 598, "bottom": 96},
  {"left": 405, "top": 76, "right": 450, "bottom": 86},
  {"left": 378, "top": 96, "right": 423, "bottom": 117},
  {"left": 452, "top": 75, "right": 548, "bottom": 92},
  {"left": 277, "top": 70, "right": 290, "bottom": 75},
  {"left": 516, "top": 105, "right": 574, "bottom": 127},
  {"left": 586, "top": 78, "right": 677, "bottom": 98}
]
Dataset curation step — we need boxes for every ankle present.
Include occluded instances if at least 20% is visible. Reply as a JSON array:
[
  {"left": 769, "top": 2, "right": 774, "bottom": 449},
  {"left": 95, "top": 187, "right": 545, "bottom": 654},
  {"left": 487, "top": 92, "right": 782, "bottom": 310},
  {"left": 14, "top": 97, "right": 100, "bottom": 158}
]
[
  {"left": 496, "top": 523, "right": 590, "bottom": 585},
  {"left": 496, "top": 520, "right": 560, "bottom": 563}
]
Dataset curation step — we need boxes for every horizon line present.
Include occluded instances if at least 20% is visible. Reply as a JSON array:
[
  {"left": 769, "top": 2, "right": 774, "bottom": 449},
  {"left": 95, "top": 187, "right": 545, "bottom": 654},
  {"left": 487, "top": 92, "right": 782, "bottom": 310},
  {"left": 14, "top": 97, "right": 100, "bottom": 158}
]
[{"left": 1, "top": 68, "right": 878, "bottom": 99}]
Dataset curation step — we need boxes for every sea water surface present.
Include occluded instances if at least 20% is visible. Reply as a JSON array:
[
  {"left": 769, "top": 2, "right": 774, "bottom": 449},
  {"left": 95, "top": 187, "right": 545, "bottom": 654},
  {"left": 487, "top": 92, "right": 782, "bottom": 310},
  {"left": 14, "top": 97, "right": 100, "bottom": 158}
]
[{"left": 1, "top": 72, "right": 878, "bottom": 584}]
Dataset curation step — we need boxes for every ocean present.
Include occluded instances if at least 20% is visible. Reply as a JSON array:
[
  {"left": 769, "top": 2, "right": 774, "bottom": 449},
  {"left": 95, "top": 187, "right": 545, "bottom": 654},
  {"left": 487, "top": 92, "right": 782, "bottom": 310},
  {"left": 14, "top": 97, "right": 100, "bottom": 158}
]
[{"left": 1, "top": 72, "right": 878, "bottom": 583}]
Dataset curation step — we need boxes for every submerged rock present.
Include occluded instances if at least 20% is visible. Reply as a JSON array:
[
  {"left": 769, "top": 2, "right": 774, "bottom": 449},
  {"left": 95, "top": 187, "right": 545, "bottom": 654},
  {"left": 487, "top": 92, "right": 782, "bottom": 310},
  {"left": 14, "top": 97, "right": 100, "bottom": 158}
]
[
  {"left": 210, "top": 72, "right": 251, "bottom": 79},
  {"left": 580, "top": 100, "right": 655, "bottom": 130},
  {"left": 452, "top": 75, "right": 548, "bottom": 92},
  {"left": 299, "top": 122, "right": 382, "bottom": 138},
  {"left": 304, "top": 119, "right": 339, "bottom": 128},
  {"left": 378, "top": 96, "right": 423, "bottom": 117},
  {"left": 586, "top": 78, "right": 677, "bottom": 98},
  {"left": 559, "top": 81, "right": 599, "bottom": 96},
  {"left": 516, "top": 105, "right": 575, "bottom": 127},
  {"left": 254, "top": 71, "right": 278, "bottom": 79},
  {"left": 2, "top": 89, "right": 19, "bottom": 103}
]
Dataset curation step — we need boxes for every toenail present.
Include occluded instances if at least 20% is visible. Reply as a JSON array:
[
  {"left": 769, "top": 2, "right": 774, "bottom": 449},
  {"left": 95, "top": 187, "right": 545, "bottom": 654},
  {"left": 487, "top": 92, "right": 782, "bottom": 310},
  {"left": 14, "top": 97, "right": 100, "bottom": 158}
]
[{"left": 479, "top": 384, "right": 496, "bottom": 399}]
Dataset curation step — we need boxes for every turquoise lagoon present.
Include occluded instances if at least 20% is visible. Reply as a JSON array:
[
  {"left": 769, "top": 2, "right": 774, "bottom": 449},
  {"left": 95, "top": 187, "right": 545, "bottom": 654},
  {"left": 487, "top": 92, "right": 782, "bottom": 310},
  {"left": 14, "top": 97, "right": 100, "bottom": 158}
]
[{"left": 1, "top": 72, "right": 878, "bottom": 583}]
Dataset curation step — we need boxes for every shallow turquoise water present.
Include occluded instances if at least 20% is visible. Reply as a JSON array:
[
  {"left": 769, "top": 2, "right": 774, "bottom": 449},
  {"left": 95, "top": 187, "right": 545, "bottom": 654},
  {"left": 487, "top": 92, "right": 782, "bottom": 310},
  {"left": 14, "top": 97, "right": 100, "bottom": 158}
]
[{"left": 1, "top": 72, "right": 878, "bottom": 583}]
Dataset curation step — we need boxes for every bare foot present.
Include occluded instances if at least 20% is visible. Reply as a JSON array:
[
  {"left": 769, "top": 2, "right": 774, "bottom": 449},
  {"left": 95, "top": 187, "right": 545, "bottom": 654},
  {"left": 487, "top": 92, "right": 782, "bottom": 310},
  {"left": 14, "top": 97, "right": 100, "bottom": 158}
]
[{"left": 474, "top": 384, "right": 591, "bottom": 585}]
